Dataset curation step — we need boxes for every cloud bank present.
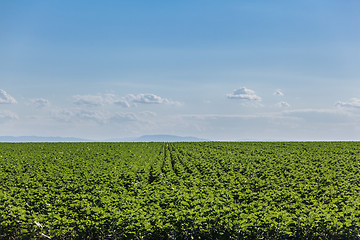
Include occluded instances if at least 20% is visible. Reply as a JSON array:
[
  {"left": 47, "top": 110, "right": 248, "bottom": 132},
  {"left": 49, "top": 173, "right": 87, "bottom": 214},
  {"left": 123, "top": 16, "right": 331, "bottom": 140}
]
[{"left": 73, "top": 93, "right": 180, "bottom": 107}]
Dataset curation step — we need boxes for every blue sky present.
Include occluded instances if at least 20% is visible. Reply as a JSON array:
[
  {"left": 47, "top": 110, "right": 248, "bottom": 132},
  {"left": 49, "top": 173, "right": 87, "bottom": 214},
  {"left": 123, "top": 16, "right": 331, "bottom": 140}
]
[{"left": 1, "top": 0, "right": 360, "bottom": 140}]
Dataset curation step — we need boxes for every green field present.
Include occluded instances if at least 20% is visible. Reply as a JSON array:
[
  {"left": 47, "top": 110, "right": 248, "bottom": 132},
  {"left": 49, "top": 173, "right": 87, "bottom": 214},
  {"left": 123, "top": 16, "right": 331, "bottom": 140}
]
[{"left": 1, "top": 142, "right": 360, "bottom": 239}]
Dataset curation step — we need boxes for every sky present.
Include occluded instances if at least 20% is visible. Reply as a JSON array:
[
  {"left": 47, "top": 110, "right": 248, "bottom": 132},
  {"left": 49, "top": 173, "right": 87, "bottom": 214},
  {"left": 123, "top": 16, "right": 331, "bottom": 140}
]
[{"left": 1, "top": 0, "right": 360, "bottom": 141}]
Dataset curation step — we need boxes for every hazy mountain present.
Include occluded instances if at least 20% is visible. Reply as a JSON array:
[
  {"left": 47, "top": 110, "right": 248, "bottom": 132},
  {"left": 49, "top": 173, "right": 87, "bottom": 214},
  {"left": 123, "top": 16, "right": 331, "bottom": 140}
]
[
  {"left": 0, "top": 136, "right": 92, "bottom": 142},
  {"left": 136, "top": 135, "right": 207, "bottom": 142},
  {"left": 105, "top": 135, "right": 208, "bottom": 142},
  {"left": 0, "top": 135, "right": 208, "bottom": 142}
]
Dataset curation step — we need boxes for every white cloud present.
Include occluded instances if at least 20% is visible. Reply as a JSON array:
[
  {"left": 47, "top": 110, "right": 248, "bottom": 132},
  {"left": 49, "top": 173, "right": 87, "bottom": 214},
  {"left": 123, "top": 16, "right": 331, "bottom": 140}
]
[
  {"left": 336, "top": 98, "right": 360, "bottom": 109},
  {"left": 276, "top": 101, "right": 290, "bottom": 108},
  {"left": 127, "top": 94, "right": 163, "bottom": 104},
  {"left": 29, "top": 98, "right": 50, "bottom": 108},
  {"left": 0, "top": 89, "right": 17, "bottom": 104},
  {"left": 227, "top": 87, "right": 261, "bottom": 101},
  {"left": 273, "top": 89, "right": 284, "bottom": 96},
  {"left": 126, "top": 93, "right": 180, "bottom": 105}
]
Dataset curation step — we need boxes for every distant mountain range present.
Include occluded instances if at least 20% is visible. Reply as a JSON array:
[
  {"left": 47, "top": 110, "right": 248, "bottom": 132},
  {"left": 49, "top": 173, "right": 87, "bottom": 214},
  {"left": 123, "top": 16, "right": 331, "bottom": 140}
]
[
  {"left": 0, "top": 136, "right": 92, "bottom": 142},
  {"left": 0, "top": 135, "right": 208, "bottom": 142},
  {"left": 106, "top": 135, "right": 208, "bottom": 142}
]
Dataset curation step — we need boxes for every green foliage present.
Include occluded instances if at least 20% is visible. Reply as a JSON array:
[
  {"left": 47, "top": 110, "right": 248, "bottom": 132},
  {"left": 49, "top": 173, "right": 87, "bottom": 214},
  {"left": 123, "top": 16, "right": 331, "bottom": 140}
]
[{"left": 1, "top": 142, "right": 360, "bottom": 239}]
